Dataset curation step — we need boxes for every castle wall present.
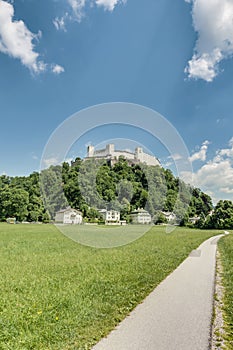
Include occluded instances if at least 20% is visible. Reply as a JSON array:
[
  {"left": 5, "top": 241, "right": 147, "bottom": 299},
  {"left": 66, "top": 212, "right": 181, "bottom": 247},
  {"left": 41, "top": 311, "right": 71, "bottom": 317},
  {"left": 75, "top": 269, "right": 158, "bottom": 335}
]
[
  {"left": 93, "top": 149, "right": 108, "bottom": 158},
  {"left": 85, "top": 144, "right": 160, "bottom": 167},
  {"left": 113, "top": 151, "right": 135, "bottom": 160},
  {"left": 136, "top": 151, "right": 160, "bottom": 166}
]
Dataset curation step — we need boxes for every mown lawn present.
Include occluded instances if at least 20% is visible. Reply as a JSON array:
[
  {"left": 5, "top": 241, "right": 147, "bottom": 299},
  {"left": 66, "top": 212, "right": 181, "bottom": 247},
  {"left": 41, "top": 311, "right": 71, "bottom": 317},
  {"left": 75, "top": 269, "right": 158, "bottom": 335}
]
[
  {"left": 218, "top": 233, "right": 233, "bottom": 349},
  {"left": 0, "top": 223, "right": 220, "bottom": 350}
]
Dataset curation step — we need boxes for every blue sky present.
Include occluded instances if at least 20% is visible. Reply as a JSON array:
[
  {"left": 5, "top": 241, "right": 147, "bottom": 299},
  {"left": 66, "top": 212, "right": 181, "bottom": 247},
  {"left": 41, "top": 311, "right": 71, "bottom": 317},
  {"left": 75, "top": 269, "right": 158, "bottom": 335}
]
[{"left": 0, "top": 0, "right": 233, "bottom": 203}]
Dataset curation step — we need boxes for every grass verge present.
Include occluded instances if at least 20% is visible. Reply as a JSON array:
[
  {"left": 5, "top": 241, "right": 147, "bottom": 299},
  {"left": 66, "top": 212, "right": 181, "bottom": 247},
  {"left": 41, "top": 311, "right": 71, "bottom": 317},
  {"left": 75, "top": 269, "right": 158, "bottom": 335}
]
[
  {"left": 0, "top": 223, "right": 220, "bottom": 350},
  {"left": 218, "top": 233, "right": 233, "bottom": 349}
]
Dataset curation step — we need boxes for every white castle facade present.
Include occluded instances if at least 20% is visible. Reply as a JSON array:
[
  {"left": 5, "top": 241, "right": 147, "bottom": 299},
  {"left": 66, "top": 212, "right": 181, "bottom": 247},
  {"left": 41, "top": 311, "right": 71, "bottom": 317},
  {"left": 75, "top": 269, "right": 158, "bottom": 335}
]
[{"left": 85, "top": 144, "right": 160, "bottom": 167}]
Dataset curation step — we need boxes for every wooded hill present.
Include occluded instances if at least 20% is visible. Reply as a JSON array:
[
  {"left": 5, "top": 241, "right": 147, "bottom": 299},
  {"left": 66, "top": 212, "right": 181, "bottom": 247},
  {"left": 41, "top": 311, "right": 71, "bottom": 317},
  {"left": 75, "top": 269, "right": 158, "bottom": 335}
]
[{"left": 0, "top": 156, "right": 215, "bottom": 227}]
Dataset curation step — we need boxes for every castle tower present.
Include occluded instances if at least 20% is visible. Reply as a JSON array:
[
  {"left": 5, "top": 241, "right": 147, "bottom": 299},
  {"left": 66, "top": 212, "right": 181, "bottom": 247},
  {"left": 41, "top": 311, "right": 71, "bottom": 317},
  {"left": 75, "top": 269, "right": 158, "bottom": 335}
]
[
  {"left": 87, "top": 145, "right": 95, "bottom": 157},
  {"left": 135, "top": 147, "right": 143, "bottom": 160},
  {"left": 106, "top": 144, "right": 115, "bottom": 155}
]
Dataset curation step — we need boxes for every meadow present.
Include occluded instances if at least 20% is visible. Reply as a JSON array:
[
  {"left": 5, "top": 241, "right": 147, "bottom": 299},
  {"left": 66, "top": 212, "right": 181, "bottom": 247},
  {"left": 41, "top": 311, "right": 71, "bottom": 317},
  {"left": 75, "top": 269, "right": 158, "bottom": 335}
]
[
  {"left": 0, "top": 223, "right": 221, "bottom": 350},
  {"left": 218, "top": 234, "right": 233, "bottom": 349}
]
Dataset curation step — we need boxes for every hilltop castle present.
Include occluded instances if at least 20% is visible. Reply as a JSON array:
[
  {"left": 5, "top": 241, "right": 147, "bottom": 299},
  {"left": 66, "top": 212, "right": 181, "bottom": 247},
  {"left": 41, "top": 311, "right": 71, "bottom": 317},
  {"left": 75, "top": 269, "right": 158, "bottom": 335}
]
[{"left": 84, "top": 144, "right": 161, "bottom": 167}]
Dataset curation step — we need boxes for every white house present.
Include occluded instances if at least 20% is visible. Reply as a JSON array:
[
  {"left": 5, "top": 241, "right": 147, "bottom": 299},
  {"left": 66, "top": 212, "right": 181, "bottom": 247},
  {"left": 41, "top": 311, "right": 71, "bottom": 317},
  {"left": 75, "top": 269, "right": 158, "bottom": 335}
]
[
  {"left": 98, "top": 209, "right": 121, "bottom": 225},
  {"left": 130, "top": 208, "right": 152, "bottom": 224},
  {"left": 161, "top": 211, "right": 177, "bottom": 222},
  {"left": 55, "top": 208, "right": 83, "bottom": 224},
  {"left": 189, "top": 216, "right": 200, "bottom": 225}
]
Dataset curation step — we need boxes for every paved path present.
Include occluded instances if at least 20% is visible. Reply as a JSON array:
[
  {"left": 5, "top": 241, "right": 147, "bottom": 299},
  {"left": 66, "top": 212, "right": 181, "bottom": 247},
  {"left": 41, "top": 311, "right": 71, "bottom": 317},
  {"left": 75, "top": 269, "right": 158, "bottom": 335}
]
[{"left": 92, "top": 234, "right": 224, "bottom": 350}]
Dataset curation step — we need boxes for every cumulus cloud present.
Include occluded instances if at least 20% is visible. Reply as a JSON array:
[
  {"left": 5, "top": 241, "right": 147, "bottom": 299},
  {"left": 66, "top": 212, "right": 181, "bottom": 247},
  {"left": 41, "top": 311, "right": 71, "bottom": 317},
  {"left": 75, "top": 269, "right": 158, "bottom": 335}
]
[
  {"left": 189, "top": 140, "right": 210, "bottom": 162},
  {"left": 52, "top": 64, "right": 65, "bottom": 74},
  {"left": 95, "top": 0, "right": 126, "bottom": 11},
  {"left": 0, "top": 0, "right": 46, "bottom": 73},
  {"left": 181, "top": 138, "right": 233, "bottom": 203},
  {"left": 0, "top": 1, "right": 64, "bottom": 74},
  {"left": 68, "top": 0, "right": 86, "bottom": 22},
  {"left": 185, "top": 0, "right": 233, "bottom": 82},
  {"left": 57, "top": 0, "right": 126, "bottom": 24}
]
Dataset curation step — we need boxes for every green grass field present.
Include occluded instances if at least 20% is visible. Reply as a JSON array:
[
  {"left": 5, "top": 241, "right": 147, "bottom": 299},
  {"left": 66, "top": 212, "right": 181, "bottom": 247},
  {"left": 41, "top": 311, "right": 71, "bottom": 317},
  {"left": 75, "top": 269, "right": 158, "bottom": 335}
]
[
  {"left": 218, "top": 234, "right": 233, "bottom": 349},
  {"left": 0, "top": 223, "right": 221, "bottom": 350}
]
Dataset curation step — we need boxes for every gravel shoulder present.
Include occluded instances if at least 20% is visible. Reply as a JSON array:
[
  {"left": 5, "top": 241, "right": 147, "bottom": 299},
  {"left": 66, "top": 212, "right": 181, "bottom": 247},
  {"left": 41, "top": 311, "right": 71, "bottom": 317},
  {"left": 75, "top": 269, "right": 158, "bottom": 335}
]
[{"left": 211, "top": 250, "right": 226, "bottom": 350}]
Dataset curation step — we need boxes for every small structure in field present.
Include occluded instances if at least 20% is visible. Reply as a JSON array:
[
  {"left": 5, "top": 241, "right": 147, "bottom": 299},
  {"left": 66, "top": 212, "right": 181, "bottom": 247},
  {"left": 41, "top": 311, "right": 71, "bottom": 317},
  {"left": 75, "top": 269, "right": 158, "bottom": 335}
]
[
  {"left": 189, "top": 216, "right": 200, "bottom": 225},
  {"left": 130, "top": 208, "right": 152, "bottom": 224},
  {"left": 98, "top": 209, "right": 121, "bottom": 225},
  {"left": 120, "top": 220, "right": 127, "bottom": 226},
  {"left": 55, "top": 208, "right": 83, "bottom": 224},
  {"left": 6, "top": 217, "right": 16, "bottom": 224}
]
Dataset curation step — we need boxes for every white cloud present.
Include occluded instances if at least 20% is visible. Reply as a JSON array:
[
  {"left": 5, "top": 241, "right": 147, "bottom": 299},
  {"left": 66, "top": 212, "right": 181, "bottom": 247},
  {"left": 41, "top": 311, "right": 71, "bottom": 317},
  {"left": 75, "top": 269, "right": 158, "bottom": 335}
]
[
  {"left": 220, "top": 187, "right": 233, "bottom": 194},
  {"left": 185, "top": 49, "right": 222, "bottom": 82},
  {"left": 53, "top": 15, "right": 68, "bottom": 31},
  {"left": 169, "top": 153, "right": 183, "bottom": 161},
  {"left": 0, "top": 0, "right": 62, "bottom": 74},
  {"left": 189, "top": 140, "right": 210, "bottom": 162},
  {"left": 95, "top": 0, "right": 126, "bottom": 11},
  {"left": 0, "top": 0, "right": 46, "bottom": 73},
  {"left": 162, "top": 154, "right": 184, "bottom": 168},
  {"left": 52, "top": 64, "right": 65, "bottom": 74},
  {"left": 64, "top": 157, "right": 73, "bottom": 164},
  {"left": 60, "top": 0, "right": 126, "bottom": 24},
  {"left": 68, "top": 0, "right": 86, "bottom": 21},
  {"left": 181, "top": 138, "right": 233, "bottom": 203},
  {"left": 43, "top": 156, "right": 73, "bottom": 168},
  {"left": 229, "top": 137, "right": 233, "bottom": 147},
  {"left": 185, "top": 0, "right": 233, "bottom": 82},
  {"left": 43, "top": 157, "right": 60, "bottom": 167}
]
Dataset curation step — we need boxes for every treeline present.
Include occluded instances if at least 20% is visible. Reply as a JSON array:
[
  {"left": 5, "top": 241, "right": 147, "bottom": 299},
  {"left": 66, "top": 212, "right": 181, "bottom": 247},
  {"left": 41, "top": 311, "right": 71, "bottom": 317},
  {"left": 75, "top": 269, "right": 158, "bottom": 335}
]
[
  {"left": 195, "top": 200, "right": 233, "bottom": 230},
  {"left": 1, "top": 157, "right": 232, "bottom": 228},
  {"left": 40, "top": 157, "right": 213, "bottom": 224},
  {"left": 0, "top": 172, "right": 50, "bottom": 222}
]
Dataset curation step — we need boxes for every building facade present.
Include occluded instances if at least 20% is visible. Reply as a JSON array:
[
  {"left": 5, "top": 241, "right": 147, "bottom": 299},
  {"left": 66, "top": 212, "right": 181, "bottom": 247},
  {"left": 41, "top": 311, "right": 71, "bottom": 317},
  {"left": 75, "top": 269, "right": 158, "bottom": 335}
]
[
  {"left": 85, "top": 144, "right": 160, "bottom": 167},
  {"left": 189, "top": 216, "right": 200, "bottom": 225},
  {"left": 161, "top": 211, "right": 177, "bottom": 223},
  {"left": 98, "top": 209, "right": 121, "bottom": 225},
  {"left": 130, "top": 208, "right": 152, "bottom": 224},
  {"left": 55, "top": 208, "right": 83, "bottom": 224}
]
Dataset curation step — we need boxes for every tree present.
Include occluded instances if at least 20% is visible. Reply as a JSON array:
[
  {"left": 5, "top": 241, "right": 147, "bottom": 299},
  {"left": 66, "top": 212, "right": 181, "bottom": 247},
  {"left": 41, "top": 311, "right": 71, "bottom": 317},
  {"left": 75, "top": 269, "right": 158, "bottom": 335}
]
[
  {"left": 173, "top": 199, "right": 189, "bottom": 224},
  {"left": 42, "top": 210, "right": 51, "bottom": 223},
  {"left": 153, "top": 212, "right": 168, "bottom": 225},
  {"left": 210, "top": 200, "right": 233, "bottom": 229},
  {"left": 0, "top": 186, "right": 29, "bottom": 221},
  {"left": 179, "top": 212, "right": 190, "bottom": 227},
  {"left": 40, "top": 166, "right": 69, "bottom": 219},
  {"left": 0, "top": 156, "right": 215, "bottom": 225}
]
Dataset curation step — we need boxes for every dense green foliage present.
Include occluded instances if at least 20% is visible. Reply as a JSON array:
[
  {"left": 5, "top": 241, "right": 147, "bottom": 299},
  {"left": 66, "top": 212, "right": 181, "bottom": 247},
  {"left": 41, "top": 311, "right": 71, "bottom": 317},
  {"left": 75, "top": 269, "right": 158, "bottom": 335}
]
[
  {"left": 0, "top": 223, "right": 220, "bottom": 350},
  {"left": 218, "top": 234, "right": 233, "bottom": 348},
  {"left": 0, "top": 173, "right": 50, "bottom": 222},
  {"left": 197, "top": 200, "right": 233, "bottom": 230},
  {"left": 60, "top": 157, "right": 213, "bottom": 223},
  {"left": 0, "top": 157, "right": 213, "bottom": 223}
]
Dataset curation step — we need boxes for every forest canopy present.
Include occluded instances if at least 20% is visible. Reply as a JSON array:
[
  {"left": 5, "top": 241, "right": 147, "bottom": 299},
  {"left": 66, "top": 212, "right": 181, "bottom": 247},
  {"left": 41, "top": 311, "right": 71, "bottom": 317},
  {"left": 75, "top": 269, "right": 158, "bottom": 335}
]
[{"left": 0, "top": 157, "right": 218, "bottom": 227}]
